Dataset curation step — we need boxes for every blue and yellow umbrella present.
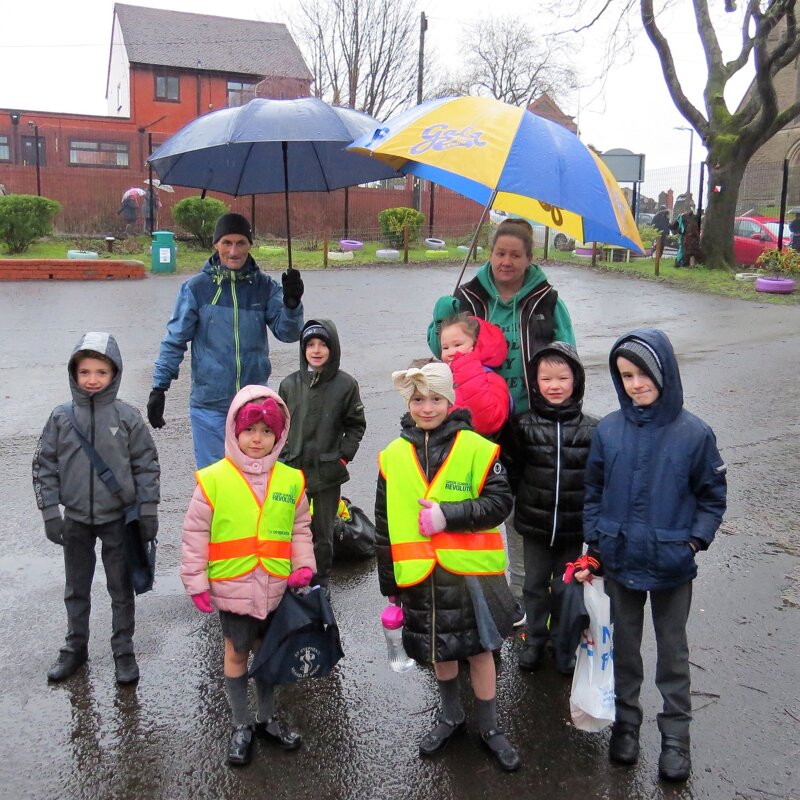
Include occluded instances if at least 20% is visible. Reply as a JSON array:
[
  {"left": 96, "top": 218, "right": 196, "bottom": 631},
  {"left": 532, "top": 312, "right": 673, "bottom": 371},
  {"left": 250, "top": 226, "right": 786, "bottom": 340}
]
[{"left": 349, "top": 95, "right": 643, "bottom": 253}]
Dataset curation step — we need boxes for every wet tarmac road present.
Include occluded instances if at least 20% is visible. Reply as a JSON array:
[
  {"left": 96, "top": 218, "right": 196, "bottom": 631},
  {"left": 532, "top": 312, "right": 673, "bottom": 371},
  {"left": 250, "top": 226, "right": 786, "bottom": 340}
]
[{"left": 1, "top": 263, "right": 798, "bottom": 799}]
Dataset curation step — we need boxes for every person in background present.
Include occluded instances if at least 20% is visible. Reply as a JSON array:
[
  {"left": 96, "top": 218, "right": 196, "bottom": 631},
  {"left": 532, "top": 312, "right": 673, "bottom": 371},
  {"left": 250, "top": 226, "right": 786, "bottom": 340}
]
[
  {"left": 33, "top": 331, "right": 160, "bottom": 685},
  {"left": 180, "top": 386, "right": 315, "bottom": 767},
  {"left": 375, "top": 364, "right": 520, "bottom": 772},
  {"left": 788, "top": 209, "right": 800, "bottom": 251},
  {"left": 576, "top": 329, "right": 727, "bottom": 783},
  {"left": 279, "top": 319, "right": 366, "bottom": 594},
  {"left": 147, "top": 212, "right": 305, "bottom": 468},
  {"left": 652, "top": 206, "right": 671, "bottom": 259}
]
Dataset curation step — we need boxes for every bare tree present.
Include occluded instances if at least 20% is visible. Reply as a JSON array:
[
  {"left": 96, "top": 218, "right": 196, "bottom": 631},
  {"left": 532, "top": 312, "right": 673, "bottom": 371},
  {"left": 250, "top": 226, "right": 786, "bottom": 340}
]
[
  {"left": 554, "top": 0, "right": 800, "bottom": 269},
  {"left": 293, "top": 0, "right": 420, "bottom": 119},
  {"left": 443, "top": 18, "right": 577, "bottom": 106},
  {"left": 642, "top": 0, "right": 800, "bottom": 268}
]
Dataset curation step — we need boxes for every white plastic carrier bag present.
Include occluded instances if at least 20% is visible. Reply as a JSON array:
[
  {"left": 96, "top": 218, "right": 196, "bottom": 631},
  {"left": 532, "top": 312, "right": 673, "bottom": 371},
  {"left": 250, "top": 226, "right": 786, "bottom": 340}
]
[{"left": 569, "top": 576, "right": 615, "bottom": 732}]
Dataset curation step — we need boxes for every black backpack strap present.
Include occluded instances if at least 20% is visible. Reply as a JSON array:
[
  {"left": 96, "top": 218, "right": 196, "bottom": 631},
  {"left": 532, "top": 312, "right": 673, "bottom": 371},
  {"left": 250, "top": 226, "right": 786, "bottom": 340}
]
[{"left": 60, "top": 402, "right": 124, "bottom": 497}]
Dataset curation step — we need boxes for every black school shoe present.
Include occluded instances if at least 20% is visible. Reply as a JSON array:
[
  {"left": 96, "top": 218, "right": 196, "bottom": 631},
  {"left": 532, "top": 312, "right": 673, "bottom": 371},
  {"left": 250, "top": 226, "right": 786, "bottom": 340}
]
[
  {"left": 480, "top": 729, "right": 521, "bottom": 772},
  {"left": 227, "top": 725, "right": 254, "bottom": 766},
  {"left": 254, "top": 716, "right": 303, "bottom": 750},
  {"left": 658, "top": 736, "right": 691, "bottom": 781},
  {"left": 47, "top": 647, "right": 88, "bottom": 682},
  {"left": 114, "top": 654, "right": 140, "bottom": 685},
  {"left": 609, "top": 722, "right": 640, "bottom": 765},
  {"left": 419, "top": 714, "right": 465, "bottom": 756},
  {"left": 518, "top": 642, "right": 545, "bottom": 672}
]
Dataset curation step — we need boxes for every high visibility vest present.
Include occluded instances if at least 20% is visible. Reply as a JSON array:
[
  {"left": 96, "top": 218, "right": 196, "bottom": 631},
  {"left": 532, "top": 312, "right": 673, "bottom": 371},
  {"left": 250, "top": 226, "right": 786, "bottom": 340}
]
[
  {"left": 378, "top": 430, "right": 507, "bottom": 587},
  {"left": 196, "top": 457, "right": 305, "bottom": 581}
]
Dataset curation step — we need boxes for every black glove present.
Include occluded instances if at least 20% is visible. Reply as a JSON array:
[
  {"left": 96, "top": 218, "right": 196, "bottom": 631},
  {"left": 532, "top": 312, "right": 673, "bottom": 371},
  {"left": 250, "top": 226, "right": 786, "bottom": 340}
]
[
  {"left": 139, "top": 515, "right": 159, "bottom": 542},
  {"left": 281, "top": 268, "right": 304, "bottom": 310},
  {"left": 45, "top": 517, "right": 64, "bottom": 546},
  {"left": 147, "top": 388, "right": 166, "bottom": 429}
]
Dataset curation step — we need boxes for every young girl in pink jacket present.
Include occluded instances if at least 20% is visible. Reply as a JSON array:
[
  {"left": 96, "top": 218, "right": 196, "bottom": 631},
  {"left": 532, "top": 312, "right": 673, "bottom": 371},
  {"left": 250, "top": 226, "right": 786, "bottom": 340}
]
[{"left": 181, "top": 385, "right": 316, "bottom": 767}]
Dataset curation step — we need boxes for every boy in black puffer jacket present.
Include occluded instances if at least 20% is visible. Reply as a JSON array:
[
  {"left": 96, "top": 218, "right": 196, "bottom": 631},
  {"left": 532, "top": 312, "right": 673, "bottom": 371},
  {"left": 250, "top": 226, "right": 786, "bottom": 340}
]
[
  {"left": 279, "top": 319, "right": 366, "bottom": 592},
  {"left": 504, "top": 342, "right": 598, "bottom": 673}
]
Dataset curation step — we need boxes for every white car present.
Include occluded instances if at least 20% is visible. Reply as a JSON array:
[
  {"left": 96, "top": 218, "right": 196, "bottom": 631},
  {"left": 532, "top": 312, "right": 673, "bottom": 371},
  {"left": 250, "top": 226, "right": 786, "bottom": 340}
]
[{"left": 489, "top": 209, "right": 569, "bottom": 249}]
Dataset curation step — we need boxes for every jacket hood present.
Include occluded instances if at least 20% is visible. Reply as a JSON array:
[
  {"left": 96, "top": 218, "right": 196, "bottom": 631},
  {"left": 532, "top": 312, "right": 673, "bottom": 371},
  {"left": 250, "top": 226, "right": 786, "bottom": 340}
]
[
  {"left": 475, "top": 260, "right": 548, "bottom": 304},
  {"left": 528, "top": 341, "right": 585, "bottom": 419},
  {"left": 299, "top": 318, "right": 341, "bottom": 384},
  {"left": 202, "top": 252, "right": 260, "bottom": 283},
  {"left": 609, "top": 328, "right": 683, "bottom": 425},
  {"left": 471, "top": 316, "right": 508, "bottom": 369},
  {"left": 225, "top": 384, "right": 291, "bottom": 473},
  {"left": 68, "top": 331, "right": 122, "bottom": 406}
]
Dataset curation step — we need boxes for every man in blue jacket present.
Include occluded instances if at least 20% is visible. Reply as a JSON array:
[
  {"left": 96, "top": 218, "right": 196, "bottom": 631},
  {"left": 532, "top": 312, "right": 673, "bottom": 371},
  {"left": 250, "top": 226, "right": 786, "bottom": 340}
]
[
  {"left": 147, "top": 213, "right": 304, "bottom": 468},
  {"left": 579, "top": 328, "right": 727, "bottom": 783}
]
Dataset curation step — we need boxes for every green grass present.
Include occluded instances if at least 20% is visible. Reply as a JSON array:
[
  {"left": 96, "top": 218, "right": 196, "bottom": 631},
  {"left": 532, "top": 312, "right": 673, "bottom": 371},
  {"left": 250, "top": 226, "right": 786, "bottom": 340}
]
[
  {"left": 556, "top": 250, "right": 799, "bottom": 305},
  {"left": 3, "top": 235, "right": 798, "bottom": 304}
]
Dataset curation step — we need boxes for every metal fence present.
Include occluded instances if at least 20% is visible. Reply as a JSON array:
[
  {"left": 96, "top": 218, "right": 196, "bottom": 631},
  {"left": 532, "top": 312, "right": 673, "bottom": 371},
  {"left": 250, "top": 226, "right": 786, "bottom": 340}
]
[{"left": 1, "top": 158, "right": 798, "bottom": 243}]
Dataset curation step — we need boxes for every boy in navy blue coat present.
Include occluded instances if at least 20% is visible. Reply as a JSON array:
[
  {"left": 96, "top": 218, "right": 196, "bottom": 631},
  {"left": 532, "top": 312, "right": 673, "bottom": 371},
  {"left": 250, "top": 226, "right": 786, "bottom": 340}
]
[{"left": 578, "top": 328, "right": 726, "bottom": 783}]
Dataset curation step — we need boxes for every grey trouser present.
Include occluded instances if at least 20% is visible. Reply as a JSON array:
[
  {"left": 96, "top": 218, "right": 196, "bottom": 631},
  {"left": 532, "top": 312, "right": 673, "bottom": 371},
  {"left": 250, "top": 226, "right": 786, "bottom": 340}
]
[
  {"left": 308, "top": 485, "right": 340, "bottom": 585},
  {"left": 522, "top": 537, "right": 581, "bottom": 648},
  {"left": 607, "top": 578, "right": 693, "bottom": 739},
  {"left": 61, "top": 516, "right": 135, "bottom": 657},
  {"left": 504, "top": 509, "right": 525, "bottom": 602}
]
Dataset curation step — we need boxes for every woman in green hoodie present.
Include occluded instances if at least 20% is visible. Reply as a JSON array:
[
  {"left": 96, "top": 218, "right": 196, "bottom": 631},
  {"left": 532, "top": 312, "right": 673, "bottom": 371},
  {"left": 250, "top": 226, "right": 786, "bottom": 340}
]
[{"left": 427, "top": 218, "right": 576, "bottom": 610}]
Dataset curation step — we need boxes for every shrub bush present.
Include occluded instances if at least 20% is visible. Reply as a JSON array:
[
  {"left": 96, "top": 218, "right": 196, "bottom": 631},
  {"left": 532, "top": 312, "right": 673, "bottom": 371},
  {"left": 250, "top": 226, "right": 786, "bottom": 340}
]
[
  {"left": 172, "top": 197, "right": 229, "bottom": 249},
  {"left": 0, "top": 194, "right": 61, "bottom": 254},
  {"left": 755, "top": 246, "right": 800, "bottom": 275},
  {"left": 378, "top": 207, "right": 425, "bottom": 248}
]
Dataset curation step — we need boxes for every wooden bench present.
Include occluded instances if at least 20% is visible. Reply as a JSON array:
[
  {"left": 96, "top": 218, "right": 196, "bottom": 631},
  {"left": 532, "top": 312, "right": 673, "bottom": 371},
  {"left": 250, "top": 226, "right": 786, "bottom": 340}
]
[{"left": 0, "top": 259, "right": 146, "bottom": 281}]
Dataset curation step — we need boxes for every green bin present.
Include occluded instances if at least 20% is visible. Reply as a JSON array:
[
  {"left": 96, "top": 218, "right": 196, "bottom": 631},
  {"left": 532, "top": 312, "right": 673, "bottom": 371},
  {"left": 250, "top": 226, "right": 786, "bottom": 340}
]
[{"left": 151, "top": 230, "right": 176, "bottom": 273}]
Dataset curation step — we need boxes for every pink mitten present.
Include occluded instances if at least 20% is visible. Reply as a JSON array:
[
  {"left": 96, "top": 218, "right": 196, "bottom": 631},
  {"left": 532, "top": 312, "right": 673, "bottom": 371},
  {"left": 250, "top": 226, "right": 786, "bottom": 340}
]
[
  {"left": 191, "top": 591, "right": 213, "bottom": 613},
  {"left": 287, "top": 566, "right": 314, "bottom": 589},
  {"left": 418, "top": 498, "right": 446, "bottom": 536}
]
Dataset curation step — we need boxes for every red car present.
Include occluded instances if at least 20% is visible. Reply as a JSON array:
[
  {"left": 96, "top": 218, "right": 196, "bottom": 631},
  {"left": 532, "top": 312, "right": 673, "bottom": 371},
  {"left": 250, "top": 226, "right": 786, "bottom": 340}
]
[{"left": 733, "top": 216, "right": 792, "bottom": 266}]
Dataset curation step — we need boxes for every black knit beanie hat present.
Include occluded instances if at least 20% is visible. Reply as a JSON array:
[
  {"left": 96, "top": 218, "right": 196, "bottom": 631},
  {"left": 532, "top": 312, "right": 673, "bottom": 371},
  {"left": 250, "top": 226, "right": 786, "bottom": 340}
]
[
  {"left": 613, "top": 338, "right": 664, "bottom": 390},
  {"left": 212, "top": 212, "right": 253, "bottom": 244},
  {"left": 302, "top": 323, "right": 331, "bottom": 349}
]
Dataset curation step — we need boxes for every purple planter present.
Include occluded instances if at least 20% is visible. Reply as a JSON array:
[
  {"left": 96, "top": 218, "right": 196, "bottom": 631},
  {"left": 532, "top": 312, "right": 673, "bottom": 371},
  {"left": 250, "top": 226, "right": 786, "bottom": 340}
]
[
  {"left": 339, "top": 239, "right": 364, "bottom": 252},
  {"left": 755, "top": 276, "right": 796, "bottom": 294}
]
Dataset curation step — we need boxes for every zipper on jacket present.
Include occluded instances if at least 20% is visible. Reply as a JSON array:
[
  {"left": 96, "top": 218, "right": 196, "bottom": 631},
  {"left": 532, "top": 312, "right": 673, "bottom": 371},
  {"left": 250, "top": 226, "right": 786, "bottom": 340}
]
[
  {"left": 89, "top": 397, "right": 95, "bottom": 526},
  {"left": 550, "top": 420, "right": 561, "bottom": 547},
  {"left": 231, "top": 274, "right": 242, "bottom": 391},
  {"left": 430, "top": 570, "right": 437, "bottom": 664}
]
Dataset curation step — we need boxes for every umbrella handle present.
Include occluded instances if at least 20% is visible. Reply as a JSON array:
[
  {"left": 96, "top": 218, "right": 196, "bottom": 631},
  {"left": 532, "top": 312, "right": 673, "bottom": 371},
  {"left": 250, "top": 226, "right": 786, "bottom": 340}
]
[{"left": 453, "top": 191, "right": 496, "bottom": 294}]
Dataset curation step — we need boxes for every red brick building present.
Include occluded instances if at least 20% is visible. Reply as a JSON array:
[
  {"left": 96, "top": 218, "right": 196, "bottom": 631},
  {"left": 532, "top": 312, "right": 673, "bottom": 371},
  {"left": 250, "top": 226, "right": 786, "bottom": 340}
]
[{"left": 0, "top": 4, "right": 313, "bottom": 232}]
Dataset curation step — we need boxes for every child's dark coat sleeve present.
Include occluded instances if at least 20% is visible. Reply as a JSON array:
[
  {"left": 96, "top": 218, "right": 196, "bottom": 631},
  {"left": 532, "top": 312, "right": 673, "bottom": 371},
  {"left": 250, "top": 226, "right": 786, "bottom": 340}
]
[
  {"left": 688, "top": 429, "right": 727, "bottom": 549},
  {"left": 374, "top": 472, "right": 399, "bottom": 597},
  {"left": 582, "top": 430, "right": 605, "bottom": 545},
  {"left": 128, "top": 411, "right": 161, "bottom": 516},
  {"left": 32, "top": 413, "right": 62, "bottom": 519},
  {"left": 339, "top": 380, "right": 366, "bottom": 463}
]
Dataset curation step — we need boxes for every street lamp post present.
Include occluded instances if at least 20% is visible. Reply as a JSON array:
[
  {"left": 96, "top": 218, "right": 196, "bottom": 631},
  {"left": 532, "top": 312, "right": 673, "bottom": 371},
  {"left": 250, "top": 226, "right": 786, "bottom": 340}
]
[
  {"left": 674, "top": 125, "right": 694, "bottom": 198},
  {"left": 27, "top": 121, "right": 41, "bottom": 196}
]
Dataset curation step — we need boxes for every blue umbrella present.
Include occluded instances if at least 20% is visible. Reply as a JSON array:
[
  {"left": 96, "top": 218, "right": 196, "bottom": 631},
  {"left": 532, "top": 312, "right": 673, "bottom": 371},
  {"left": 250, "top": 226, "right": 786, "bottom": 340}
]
[{"left": 148, "top": 97, "right": 400, "bottom": 267}]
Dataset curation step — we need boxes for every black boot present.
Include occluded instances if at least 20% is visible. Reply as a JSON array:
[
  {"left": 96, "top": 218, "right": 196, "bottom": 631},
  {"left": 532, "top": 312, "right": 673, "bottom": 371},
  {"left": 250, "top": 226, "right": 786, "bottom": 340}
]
[
  {"left": 518, "top": 642, "right": 545, "bottom": 672},
  {"left": 114, "top": 653, "right": 140, "bottom": 685},
  {"left": 47, "top": 647, "right": 88, "bottom": 682},
  {"left": 609, "top": 722, "right": 640, "bottom": 765},
  {"left": 659, "top": 735, "right": 691, "bottom": 781},
  {"left": 227, "top": 725, "right": 253, "bottom": 766}
]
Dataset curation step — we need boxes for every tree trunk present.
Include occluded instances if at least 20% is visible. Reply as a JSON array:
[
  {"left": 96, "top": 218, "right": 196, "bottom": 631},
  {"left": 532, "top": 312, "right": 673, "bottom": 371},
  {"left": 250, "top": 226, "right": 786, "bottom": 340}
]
[{"left": 700, "top": 158, "right": 747, "bottom": 270}]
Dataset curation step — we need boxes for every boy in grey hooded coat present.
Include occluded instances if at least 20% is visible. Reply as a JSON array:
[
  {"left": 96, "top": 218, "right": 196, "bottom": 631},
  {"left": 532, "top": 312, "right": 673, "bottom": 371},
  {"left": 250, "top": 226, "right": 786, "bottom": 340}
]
[{"left": 33, "top": 332, "right": 160, "bottom": 684}]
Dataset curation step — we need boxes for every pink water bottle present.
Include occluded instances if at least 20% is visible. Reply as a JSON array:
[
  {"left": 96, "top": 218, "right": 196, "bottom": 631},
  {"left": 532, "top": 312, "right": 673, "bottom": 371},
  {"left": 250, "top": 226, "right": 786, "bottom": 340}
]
[{"left": 381, "top": 604, "right": 415, "bottom": 673}]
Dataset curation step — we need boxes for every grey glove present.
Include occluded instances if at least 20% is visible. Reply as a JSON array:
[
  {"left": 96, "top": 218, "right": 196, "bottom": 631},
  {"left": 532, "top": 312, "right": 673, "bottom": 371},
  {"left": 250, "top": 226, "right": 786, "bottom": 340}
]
[
  {"left": 45, "top": 517, "right": 64, "bottom": 546},
  {"left": 139, "top": 515, "right": 159, "bottom": 542}
]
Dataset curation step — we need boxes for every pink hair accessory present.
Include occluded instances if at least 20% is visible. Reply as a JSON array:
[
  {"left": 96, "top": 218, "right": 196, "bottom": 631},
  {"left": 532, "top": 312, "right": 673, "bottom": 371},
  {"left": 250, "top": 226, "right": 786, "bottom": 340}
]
[{"left": 235, "top": 398, "right": 285, "bottom": 439}]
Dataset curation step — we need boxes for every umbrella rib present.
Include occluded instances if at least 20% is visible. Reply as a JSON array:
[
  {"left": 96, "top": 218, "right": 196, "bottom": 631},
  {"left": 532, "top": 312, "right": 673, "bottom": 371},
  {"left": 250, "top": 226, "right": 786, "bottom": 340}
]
[
  {"left": 311, "top": 143, "right": 333, "bottom": 193},
  {"left": 233, "top": 143, "right": 256, "bottom": 197}
]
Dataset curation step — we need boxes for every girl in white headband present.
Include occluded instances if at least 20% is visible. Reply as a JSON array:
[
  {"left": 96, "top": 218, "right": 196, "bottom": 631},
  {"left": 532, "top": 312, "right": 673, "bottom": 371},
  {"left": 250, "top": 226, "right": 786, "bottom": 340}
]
[{"left": 374, "top": 363, "right": 521, "bottom": 772}]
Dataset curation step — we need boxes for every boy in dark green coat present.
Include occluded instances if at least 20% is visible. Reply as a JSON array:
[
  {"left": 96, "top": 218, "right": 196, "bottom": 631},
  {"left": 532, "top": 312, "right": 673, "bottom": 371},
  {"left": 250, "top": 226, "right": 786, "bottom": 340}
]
[{"left": 278, "top": 319, "right": 366, "bottom": 591}]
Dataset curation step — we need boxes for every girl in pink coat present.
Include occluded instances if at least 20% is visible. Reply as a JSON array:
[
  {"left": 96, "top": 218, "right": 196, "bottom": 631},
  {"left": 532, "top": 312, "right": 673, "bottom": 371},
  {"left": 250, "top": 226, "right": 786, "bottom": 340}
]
[
  {"left": 439, "top": 313, "right": 511, "bottom": 438},
  {"left": 181, "top": 384, "right": 316, "bottom": 767}
]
